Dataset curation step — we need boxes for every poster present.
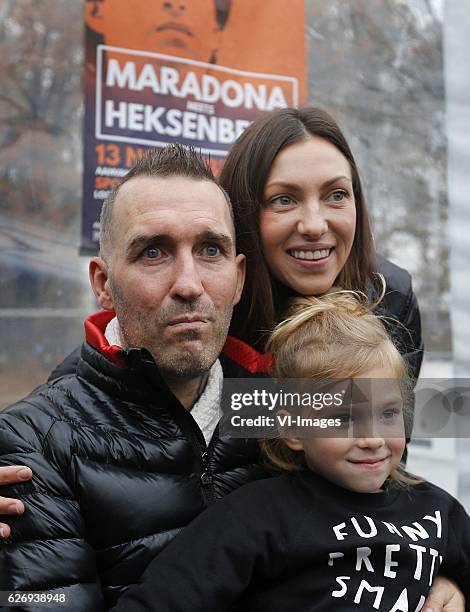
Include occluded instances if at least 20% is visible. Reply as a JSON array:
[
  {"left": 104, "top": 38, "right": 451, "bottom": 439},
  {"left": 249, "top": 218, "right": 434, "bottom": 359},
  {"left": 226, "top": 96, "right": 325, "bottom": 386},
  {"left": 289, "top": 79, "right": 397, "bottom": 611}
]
[{"left": 81, "top": 0, "right": 306, "bottom": 253}]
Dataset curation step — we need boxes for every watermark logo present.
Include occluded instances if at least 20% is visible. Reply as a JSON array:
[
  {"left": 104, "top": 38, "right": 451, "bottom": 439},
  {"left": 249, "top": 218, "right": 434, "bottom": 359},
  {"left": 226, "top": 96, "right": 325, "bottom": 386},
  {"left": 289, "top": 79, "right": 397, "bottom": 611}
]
[{"left": 220, "top": 378, "right": 470, "bottom": 439}]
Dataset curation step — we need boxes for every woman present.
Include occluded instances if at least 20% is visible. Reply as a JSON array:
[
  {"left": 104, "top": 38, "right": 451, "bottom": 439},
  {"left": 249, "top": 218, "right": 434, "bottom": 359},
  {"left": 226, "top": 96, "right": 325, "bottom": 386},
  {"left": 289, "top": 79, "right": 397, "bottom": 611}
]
[
  {"left": 222, "top": 107, "right": 422, "bottom": 382},
  {"left": 0, "top": 108, "right": 462, "bottom": 609}
]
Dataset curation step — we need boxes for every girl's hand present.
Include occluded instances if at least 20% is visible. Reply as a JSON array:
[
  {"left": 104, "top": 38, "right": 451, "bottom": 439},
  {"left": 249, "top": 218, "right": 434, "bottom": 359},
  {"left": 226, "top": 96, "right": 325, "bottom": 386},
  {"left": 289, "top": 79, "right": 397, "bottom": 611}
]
[
  {"left": 423, "top": 576, "right": 465, "bottom": 611},
  {"left": 0, "top": 465, "right": 32, "bottom": 538}
]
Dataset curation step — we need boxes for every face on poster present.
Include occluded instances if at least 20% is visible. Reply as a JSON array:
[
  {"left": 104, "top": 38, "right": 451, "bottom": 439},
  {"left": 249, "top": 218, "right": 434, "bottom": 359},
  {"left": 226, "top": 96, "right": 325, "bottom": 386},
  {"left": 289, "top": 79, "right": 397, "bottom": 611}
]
[
  {"left": 82, "top": 0, "right": 306, "bottom": 253},
  {"left": 85, "top": 0, "right": 219, "bottom": 62}
]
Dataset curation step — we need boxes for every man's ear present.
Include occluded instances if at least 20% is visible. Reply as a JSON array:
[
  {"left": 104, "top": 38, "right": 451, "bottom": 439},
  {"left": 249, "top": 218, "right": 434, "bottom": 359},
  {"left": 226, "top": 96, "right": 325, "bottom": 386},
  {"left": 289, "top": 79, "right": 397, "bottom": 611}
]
[
  {"left": 233, "top": 254, "right": 246, "bottom": 306},
  {"left": 89, "top": 257, "right": 114, "bottom": 310}
]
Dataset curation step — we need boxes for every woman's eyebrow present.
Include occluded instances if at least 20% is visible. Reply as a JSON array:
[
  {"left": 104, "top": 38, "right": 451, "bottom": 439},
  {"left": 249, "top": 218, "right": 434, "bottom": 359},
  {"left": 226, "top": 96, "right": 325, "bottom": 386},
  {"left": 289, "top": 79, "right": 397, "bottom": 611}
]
[
  {"left": 264, "top": 180, "right": 301, "bottom": 192},
  {"left": 321, "top": 175, "right": 353, "bottom": 189},
  {"left": 265, "top": 175, "right": 352, "bottom": 191}
]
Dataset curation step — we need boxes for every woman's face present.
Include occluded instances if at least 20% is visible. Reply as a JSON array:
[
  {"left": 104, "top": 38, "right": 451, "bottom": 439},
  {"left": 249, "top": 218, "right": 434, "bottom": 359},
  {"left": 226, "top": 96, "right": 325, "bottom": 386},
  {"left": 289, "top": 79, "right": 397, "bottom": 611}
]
[{"left": 260, "top": 136, "right": 357, "bottom": 296}]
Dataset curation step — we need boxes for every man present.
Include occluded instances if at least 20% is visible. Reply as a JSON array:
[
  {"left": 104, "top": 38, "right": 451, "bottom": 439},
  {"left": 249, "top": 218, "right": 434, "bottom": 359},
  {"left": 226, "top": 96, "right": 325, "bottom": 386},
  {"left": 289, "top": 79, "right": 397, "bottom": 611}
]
[{"left": 0, "top": 145, "right": 267, "bottom": 610}]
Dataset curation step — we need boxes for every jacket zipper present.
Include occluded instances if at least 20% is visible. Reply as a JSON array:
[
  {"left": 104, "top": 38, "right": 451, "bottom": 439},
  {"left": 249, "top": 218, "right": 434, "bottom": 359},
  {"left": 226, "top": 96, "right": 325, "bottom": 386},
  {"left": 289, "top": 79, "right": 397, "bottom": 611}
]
[
  {"left": 160, "top": 394, "right": 217, "bottom": 506},
  {"left": 127, "top": 351, "right": 218, "bottom": 507},
  {"left": 199, "top": 426, "right": 220, "bottom": 506}
]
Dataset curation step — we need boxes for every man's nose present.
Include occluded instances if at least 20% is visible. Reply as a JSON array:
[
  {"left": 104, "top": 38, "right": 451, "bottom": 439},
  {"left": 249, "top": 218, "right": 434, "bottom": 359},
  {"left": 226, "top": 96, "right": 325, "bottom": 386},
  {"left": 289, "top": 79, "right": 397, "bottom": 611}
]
[
  {"left": 296, "top": 202, "right": 328, "bottom": 238},
  {"left": 169, "top": 253, "right": 204, "bottom": 301},
  {"left": 162, "top": 1, "right": 186, "bottom": 18}
]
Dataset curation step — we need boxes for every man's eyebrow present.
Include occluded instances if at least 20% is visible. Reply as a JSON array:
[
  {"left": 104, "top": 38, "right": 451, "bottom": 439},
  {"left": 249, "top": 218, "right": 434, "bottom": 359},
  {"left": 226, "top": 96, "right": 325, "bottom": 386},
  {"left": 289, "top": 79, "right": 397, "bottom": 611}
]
[
  {"left": 195, "top": 230, "right": 234, "bottom": 249},
  {"left": 126, "top": 231, "right": 234, "bottom": 257},
  {"left": 126, "top": 233, "right": 170, "bottom": 256}
]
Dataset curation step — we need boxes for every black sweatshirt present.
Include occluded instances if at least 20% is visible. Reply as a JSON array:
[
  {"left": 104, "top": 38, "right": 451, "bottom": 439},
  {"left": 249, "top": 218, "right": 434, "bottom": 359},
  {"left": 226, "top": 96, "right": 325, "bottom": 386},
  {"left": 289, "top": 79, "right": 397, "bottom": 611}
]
[{"left": 112, "top": 471, "right": 470, "bottom": 612}]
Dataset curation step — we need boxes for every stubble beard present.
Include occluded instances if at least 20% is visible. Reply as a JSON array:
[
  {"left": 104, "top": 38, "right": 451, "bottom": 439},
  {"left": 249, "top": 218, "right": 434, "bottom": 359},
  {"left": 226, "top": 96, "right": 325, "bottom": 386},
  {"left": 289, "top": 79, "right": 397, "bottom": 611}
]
[{"left": 110, "top": 279, "right": 233, "bottom": 379}]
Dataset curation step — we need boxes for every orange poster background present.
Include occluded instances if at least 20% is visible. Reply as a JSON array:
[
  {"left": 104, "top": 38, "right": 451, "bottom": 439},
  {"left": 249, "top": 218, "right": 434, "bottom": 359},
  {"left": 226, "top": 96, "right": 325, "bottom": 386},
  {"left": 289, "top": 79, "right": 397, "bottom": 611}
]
[
  {"left": 217, "top": 0, "right": 306, "bottom": 102},
  {"left": 85, "top": 0, "right": 305, "bottom": 103}
]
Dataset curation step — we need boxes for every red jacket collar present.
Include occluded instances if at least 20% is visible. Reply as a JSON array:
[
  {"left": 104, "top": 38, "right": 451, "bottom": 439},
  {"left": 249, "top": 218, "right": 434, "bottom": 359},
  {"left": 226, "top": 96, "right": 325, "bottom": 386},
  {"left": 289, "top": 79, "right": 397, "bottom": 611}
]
[
  {"left": 222, "top": 336, "right": 273, "bottom": 373},
  {"left": 84, "top": 310, "right": 126, "bottom": 367},
  {"left": 84, "top": 310, "right": 273, "bottom": 373}
]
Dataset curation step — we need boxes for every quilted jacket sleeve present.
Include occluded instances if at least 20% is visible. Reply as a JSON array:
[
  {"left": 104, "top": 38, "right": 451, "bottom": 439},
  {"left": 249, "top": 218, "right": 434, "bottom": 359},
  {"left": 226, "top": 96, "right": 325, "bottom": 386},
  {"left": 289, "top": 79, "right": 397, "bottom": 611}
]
[
  {"left": 398, "top": 285, "right": 424, "bottom": 383},
  {"left": 378, "top": 257, "right": 424, "bottom": 382},
  {"left": 0, "top": 399, "right": 104, "bottom": 612},
  {"left": 109, "top": 481, "right": 292, "bottom": 612}
]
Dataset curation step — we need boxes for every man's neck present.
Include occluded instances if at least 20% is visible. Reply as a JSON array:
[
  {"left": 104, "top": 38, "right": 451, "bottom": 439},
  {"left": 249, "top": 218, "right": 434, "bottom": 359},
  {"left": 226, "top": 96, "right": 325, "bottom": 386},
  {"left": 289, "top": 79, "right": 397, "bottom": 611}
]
[
  {"left": 162, "top": 373, "right": 209, "bottom": 409},
  {"left": 105, "top": 318, "right": 209, "bottom": 409}
]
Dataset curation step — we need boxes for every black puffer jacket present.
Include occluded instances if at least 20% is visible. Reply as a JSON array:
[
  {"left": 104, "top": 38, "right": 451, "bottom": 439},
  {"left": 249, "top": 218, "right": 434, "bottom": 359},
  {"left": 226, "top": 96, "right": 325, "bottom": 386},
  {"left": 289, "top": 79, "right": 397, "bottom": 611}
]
[
  {"left": 0, "top": 314, "right": 268, "bottom": 611},
  {"left": 375, "top": 257, "right": 423, "bottom": 381}
]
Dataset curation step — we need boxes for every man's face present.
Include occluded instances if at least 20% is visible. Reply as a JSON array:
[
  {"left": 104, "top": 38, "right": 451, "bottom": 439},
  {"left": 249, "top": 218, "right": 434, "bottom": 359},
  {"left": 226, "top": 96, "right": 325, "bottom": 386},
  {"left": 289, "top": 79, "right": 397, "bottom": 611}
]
[
  {"left": 99, "top": 175, "right": 244, "bottom": 379},
  {"left": 88, "top": 0, "right": 219, "bottom": 62}
]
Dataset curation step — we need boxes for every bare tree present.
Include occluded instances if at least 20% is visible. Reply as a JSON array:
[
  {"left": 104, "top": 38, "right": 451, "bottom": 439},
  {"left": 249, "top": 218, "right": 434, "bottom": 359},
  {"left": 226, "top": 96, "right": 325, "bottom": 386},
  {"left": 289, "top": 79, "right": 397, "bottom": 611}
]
[{"left": 308, "top": 0, "right": 448, "bottom": 351}]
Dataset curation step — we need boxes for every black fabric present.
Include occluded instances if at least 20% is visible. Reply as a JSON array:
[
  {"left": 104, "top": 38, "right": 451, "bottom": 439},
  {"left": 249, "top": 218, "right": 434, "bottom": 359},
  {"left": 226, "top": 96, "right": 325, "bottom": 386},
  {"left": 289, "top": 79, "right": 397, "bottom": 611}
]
[
  {"left": 47, "top": 345, "right": 81, "bottom": 381},
  {"left": 112, "top": 471, "right": 470, "bottom": 612},
  {"left": 0, "top": 343, "right": 265, "bottom": 611},
  {"left": 47, "top": 258, "right": 424, "bottom": 384},
  {"left": 375, "top": 256, "right": 423, "bottom": 383}
]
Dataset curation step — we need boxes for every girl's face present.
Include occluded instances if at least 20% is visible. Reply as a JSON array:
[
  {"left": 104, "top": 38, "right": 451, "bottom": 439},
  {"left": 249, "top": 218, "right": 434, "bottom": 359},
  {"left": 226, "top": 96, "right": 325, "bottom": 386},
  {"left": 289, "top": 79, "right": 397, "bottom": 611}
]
[
  {"left": 260, "top": 135, "right": 356, "bottom": 296},
  {"left": 284, "top": 366, "right": 406, "bottom": 493}
]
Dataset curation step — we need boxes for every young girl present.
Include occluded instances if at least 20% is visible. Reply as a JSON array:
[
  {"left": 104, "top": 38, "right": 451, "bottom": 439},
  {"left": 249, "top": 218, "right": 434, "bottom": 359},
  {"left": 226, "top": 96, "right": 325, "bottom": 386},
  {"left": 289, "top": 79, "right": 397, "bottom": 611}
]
[{"left": 111, "top": 289, "right": 469, "bottom": 612}]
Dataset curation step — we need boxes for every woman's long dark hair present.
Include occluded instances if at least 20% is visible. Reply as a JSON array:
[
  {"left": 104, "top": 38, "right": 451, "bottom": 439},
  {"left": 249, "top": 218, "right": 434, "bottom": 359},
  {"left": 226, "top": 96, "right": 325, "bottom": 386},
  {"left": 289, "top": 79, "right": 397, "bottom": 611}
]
[{"left": 219, "top": 107, "right": 377, "bottom": 348}]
